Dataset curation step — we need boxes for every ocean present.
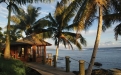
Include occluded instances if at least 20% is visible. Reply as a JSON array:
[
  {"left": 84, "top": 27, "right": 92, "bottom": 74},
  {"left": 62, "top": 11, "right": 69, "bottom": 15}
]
[{"left": 46, "top": 47, "right": 121, "bottom": 71}]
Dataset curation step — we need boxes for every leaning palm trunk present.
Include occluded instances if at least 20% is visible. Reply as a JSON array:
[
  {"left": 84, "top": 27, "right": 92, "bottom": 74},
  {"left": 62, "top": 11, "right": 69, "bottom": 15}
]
[
  {"left": 4, "top": 1, "right": 12, "bottom": 59},
  {"left": 86, "top": 6, "right": 103, "bottom": 75}
]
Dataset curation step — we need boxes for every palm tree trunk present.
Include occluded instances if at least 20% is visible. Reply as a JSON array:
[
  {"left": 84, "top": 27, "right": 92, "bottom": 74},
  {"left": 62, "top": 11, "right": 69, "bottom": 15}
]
[
  {"left": 4, "top": 1, "right": 11, "bottom": 59},
  {"left": 55, "top": 45, "right": 59, "bottom": 60},
  {"left": 55, "top": 38, "right": 60, "bottom": 61},
  {"left": 86, "top": 6, "right": 103, "bottom": 75}
]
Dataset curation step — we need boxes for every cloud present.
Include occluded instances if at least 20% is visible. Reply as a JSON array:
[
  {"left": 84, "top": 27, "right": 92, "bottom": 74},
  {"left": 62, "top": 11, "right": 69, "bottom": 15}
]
[
  {"left": 81, "top": 30, "right": 97, "bottom": 38},
  {"left": 0, "top": 5, "right": 8, "bottom": 18},
  {"left": 40, "top": 11, "right": 49, "bottom": 15},
  {"left": 99, "top": 41, "right": 115, "bottom": 46},
  {"left": 50, "top": 5, "right": 55, "bottom": 9}
]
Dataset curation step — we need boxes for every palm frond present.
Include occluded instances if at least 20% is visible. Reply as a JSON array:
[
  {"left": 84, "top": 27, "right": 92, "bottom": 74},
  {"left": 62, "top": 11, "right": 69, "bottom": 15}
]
[
  {"left": 62, "top": 32, "right": 87, "bottom": 47},
  {"left": 62, "top": 10, "right": 75, "bottom": 27},
  {"left": 114, "top": 23, "right": 121, "bottom": 40},
  {"left": 12, "top": 0, "right": 54, "bottom": 5},
  {"left": 10, "top": 16, "right": 20, "bottom": 24},
  {"left": 64, "top": 22, "right": 78, "bottom": 31},
  {"left": 11, "top": 3, "right": 20, "bottom": 15},
  {"left": 27, "top": 5, "right": 41, "bottom": 24},
  {"left": 103, "top": 13, "right": 121, "bottom": 25},
  {"left": 103, "top": 12, "right": 121, "bottom": 32},
  {"left": 78, "top": 1, "right": 97, "bottom": 31},
  {"left": 79, "top": 34, "right": 87, "bottom": 46},
  {"left": 33, "top": 18, "right": 52, "bottom": 28},
  {"left": 54, "top": 1, "right": 64, "bottom": 18},
  {"left": 110, "top": 0, "right": 121, "bottom": 12},
  {"left": 47, "top": 13, "right": 58, "bottom": 27},
  {"left": 60, "top": 36, "right": 73, "bottom": 50},
  {"left": 70, "top": 39, "right": 82, "bottom": 50},
  {"left": 73, "top": 0, "right": 89, "bottom": 23}
]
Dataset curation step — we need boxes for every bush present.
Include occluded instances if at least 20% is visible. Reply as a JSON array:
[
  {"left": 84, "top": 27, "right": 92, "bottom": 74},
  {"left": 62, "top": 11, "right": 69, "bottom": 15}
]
[{"left": 0, "top": 58, "right": 26, "bottom": 75}]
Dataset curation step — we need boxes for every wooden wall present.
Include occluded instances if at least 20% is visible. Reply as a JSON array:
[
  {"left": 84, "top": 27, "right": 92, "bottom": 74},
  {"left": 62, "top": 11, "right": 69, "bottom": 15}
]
[{"left": 10, "top": 45, "right": 46, "bottom": 63}]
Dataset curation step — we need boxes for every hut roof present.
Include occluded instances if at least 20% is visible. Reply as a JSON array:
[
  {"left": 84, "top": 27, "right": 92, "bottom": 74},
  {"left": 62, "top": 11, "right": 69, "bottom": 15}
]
[{"left": 12, "top": 35, "right": 51, "bottom": 46}]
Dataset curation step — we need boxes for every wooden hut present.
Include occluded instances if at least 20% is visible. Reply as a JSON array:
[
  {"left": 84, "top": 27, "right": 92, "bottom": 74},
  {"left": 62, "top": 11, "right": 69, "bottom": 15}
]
[{"left": 9, "top": 35, "right": 51, "bottom": 63}]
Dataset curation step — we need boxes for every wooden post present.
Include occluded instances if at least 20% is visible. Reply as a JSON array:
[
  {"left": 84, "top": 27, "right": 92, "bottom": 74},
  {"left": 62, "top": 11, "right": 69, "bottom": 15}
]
[
  {"left": 65, "top": 56, "right": 70, "bottom": 72},
  {"left": 79, "top": 60, "right": 85, "bottom": 75},
  {"left": 49, "top": 59, "right": 52, "bottom": 66},
  {"left": 43, "top": 46, "right": 46, "bottom": 64},
  {"left": 53, "top": 55, "right": 57, "bottom": 67},
  {"left": 32, "top": 46, "right": 36, "bottom": 62}
]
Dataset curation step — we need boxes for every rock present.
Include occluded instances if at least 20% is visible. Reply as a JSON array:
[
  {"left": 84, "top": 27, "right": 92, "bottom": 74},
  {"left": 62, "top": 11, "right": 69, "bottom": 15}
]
[
  {"left": 72, "top": 71, "right": 79, "bottom": 75},
  {"left": 91, "top": 69, "right": 112, "bottom": 75},
  {"left": 110, "top": 68, "right": 121, "bottom": 75},
  {"left": 94, "top": 62, "right": 102, "bottom": 67}
]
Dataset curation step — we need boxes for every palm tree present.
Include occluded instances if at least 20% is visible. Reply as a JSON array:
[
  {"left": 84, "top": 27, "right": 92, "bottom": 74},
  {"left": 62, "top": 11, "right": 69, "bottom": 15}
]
[
  {"left": 102, "top": 0, "right": 121, "bottom": 41},
  {"left": 0, "top": 0, "right": 54, "bottom": 59},
  {"left": 11, "top": 4, "right": 52, "bottom": 40},
  {"left": 65, "top": 0, "right": 113, "bottom": 75},
  {"left": 4, "top": 25, "right": 23, "bottom": 42},
  {"left": 43, "top": 0, "right": 87, "bottom": 60},
  {"left": 11, "top": 5, "right": 41, "bottom": 35}
]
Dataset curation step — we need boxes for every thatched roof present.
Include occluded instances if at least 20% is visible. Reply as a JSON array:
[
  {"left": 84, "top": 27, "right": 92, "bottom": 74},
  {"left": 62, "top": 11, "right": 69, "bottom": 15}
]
[{"left": 11, "top": 35, "right": 51, "bottom": 46}]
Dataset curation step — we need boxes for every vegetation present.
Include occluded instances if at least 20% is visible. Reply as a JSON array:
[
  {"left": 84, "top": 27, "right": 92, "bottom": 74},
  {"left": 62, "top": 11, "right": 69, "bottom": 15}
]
[
  {"left": 65, "top": 0, "right": 120, "bottom": 75},
  {"left": 0, "top": 0, "right": 121, "bottom": 75},
  {"left": 11, "top": 1, "right": 87, "bottom": 60},
  {"left": 42, "top": 0, "right": 87, "bottom": 60},
  {"left": 0, "top": 57, "right": 26, "bottom": 75},
  {"left": 102, "top": 0, "right": 121, "bottom": 40},
  {"left": 0, "top": 57, "right": 42, "bottom": 75},
  {"left": 0, "top": 0, "right": 54, "bottom": 59},
  {"left": 10, "top": 4, "right": 52, "bottom": 39}
]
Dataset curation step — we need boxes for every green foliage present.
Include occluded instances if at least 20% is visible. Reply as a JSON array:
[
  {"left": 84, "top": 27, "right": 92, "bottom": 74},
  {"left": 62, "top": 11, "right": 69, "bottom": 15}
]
[
  {"left": 44, "top": 0, "right": 87, "bottom": 50},
  {"left": 0, "top": 58, "right": 26, "bottom": 75}
]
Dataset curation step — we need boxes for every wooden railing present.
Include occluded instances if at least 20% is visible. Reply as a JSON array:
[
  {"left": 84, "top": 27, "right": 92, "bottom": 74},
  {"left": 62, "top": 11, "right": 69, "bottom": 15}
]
[{"left": 46, "top": 54, "right": 85, "bottom": 75}]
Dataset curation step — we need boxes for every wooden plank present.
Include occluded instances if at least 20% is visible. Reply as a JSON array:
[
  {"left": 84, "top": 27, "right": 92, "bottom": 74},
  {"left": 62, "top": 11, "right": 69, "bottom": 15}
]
[{"left": 26, "top": 62, "right": 75, "bottom": 75}]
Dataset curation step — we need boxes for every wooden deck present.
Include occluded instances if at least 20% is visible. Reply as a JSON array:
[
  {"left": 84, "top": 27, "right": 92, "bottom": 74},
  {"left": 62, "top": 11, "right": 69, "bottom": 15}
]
[{"left": 26, "top": 62, "right": 75, "bottom": 75}]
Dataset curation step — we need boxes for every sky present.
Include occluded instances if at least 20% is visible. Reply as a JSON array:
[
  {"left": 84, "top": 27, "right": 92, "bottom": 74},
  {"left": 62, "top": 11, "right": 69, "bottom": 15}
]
[{"left": 0, "top": 1, "right": 121, "bottom": 50}]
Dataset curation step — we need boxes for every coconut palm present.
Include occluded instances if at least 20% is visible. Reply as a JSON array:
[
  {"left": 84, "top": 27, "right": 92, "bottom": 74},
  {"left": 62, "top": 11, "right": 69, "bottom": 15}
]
[
  {"left": 41, "top": 0, "right": 87, "bottom": 60},
  {"left": 11, "top": 5, "right": 42, "bottom": 35},
  {"left": 0, "top": 0, "right": 54, "bottom": 58},
  {"left": 65, "top": 0, "right": 114, "bottom": 75},
  {"left": 11, "top": 4, "right": 52, "bottom": 40},
  {"left": 102, "top": 0, "right": 121, "bottom": 41},
  {"left": 4, "top": 25, "right": 23, "bottom": 42}
]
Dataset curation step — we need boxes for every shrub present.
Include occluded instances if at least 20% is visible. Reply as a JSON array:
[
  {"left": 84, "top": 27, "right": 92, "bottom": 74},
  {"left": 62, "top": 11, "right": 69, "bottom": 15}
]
[{"left": 0, "top": 58, "right": 26, "bottom": 75}]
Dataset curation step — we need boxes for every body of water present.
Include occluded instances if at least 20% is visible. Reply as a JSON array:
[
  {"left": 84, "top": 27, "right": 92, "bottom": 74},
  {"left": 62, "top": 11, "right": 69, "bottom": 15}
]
[{"left": 46, "top": 47, "right": 121, "bottom": 71}]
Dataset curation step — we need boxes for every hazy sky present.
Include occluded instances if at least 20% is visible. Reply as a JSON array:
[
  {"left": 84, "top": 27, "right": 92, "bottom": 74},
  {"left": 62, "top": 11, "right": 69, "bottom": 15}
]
[{"left": 0, "top": 1, "right": 120, "bottom": 50}]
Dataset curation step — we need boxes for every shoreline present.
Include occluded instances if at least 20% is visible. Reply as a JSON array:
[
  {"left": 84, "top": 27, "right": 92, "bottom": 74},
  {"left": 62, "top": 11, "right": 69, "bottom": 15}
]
[{"left": 72, "top": 68, "right": 121, "bottom": 75}]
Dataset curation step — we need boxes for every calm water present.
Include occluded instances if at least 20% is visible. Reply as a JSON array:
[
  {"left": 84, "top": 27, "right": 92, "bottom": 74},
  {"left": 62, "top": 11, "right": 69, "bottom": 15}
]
[{"left": 46, "top": 47, "right": 121, "bottom": 71}]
